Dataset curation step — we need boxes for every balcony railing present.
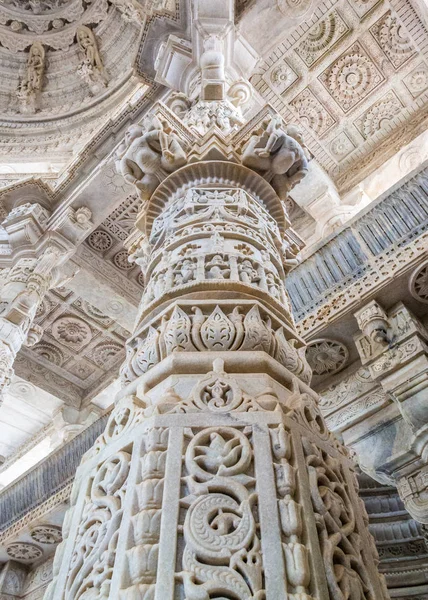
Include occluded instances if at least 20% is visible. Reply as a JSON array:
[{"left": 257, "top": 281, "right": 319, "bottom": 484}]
[
  {"left": 286, "top": 168, "right": 428, "bottom": 321},
  {"left": 0, "top": 414, "right": 108, "bottom": 533}
]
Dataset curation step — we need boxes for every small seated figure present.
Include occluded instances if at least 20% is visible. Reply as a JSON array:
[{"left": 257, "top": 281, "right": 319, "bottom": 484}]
[
  {"left": 266, "top": 272, "right": 280, "bottom": 299},
  {"left": 154, "top": 271, "right": 166, "bottom": 298},
  {"left": 174, "top": 259, "right": 195, "bottom": 285},
  {"left": 151, "top": 115, "right": 178, "bottom": 164},
  {"left": 206, "top": 255, "right": 230, "bottom": 279},
  {"left": 238, "top": 259, "right": 260, "bottom": 284},
  {"left": 281, "top": 238, "right": 301, "bottom": 270}
]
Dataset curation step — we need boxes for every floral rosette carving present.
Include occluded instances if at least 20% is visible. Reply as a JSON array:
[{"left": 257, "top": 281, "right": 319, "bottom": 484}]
[{"left": 180, "top": 427, "right": 265, "bottom": 599}]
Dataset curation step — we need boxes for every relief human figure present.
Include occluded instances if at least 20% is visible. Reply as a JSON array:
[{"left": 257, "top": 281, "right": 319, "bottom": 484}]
[
  {"left": 255, "top": 114, "right": 283, "bottom": 158},
  {"left": 238, "top": 259, "right": 260, "bottom": 284},
  {"left": 17, "top": 42, "right": 45, "bottom": 113},
  {"left": 77, "top": 26, "right": 105, "bottom": 73},
  {"left": 206, "top": 255, "right": 230, "bottom": 279},
  {"left": 174, "top": 259, "right": 195, "bottom": 285},
  {"left": 242, "top": 115, "right": 309, "bottom": 199},
  {"left": 77, "top": 26, "right": 108, "bottom": 88},
  {"left": 266, "top": 272, "right": 280, "bottom": 299}
]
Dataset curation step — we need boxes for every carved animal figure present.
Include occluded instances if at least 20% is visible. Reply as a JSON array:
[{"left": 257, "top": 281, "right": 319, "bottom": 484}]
[
  {"left": 117, "top": 117, "right": 187, "bottom": 200},
  {"left": 242, "top": 115, "right": 309, "bottom": 200}
]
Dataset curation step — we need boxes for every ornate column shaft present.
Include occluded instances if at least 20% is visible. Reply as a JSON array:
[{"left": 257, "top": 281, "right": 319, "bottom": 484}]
[
  {"left": 0, "top": 201, "right": 79, "bottom": 401},
  {"left": 44, "top": 93, "right": 389, "bottom": 599},
  {"left": 353, "top": 299, "right": 428, "bottom": 525}
]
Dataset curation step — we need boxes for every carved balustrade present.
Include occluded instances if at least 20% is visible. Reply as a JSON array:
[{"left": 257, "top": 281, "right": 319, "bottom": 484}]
[{"left": 287, "top": 167, "right": 428, "bottom": 329}]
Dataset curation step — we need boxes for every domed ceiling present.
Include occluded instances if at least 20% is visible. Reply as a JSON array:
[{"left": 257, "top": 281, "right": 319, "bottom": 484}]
[{"left": 0, "top": 0, "right": 178, "bottom": 179}]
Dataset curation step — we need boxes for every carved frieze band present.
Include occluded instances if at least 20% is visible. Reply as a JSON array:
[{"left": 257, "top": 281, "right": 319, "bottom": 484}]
[{"left": 121, "top": 302, "right": 311, "bottom": 386}]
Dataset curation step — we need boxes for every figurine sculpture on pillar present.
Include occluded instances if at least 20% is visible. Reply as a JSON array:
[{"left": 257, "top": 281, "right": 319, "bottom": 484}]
[{"left": 44, "top": 2, "right": 390, "bottom": 599}]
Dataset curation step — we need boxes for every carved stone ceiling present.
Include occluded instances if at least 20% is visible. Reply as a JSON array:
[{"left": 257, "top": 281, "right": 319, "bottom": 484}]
[
  {"left": 15, "top": 287, "right": 130, "bottom": 408},
  {"left": 0, "top": 0, "right": 180, "bottom": 178},
  {"left": 248, "top": 0, "right": 428, "bottom": 193}
]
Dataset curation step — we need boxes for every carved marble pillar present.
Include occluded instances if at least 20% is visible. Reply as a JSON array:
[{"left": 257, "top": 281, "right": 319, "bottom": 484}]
[
  {"left": 0, "top": 203, "right": 73, "bottom": 401},
  {"left": 44, "top": 105, "right": 389, "bottom": 599},
  {"left": 352, "top": 300, "right": 428, "bottom": 525},
  {"left": 0, "top": 560, "right": 27, "bottom": 599}
]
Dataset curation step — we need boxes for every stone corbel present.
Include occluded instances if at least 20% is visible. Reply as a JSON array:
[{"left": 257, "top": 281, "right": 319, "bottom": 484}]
[
  {"left": 0, "top": 560, "right": 27, "bottom": 598},
  {"left": 354, "top": 300, "right": 391, "bottom": 347},
  {"left": 56, "top": 206, "right": 93, "bottom": 244},
  {"left": 50, "top": 404, "right": 104, "bottom": 449},
  {"left": 2, "top": 202, "right": 51, "bottom": 250},
  {"left": 397, "top": 466, "right": 428, "bottom": 524}
]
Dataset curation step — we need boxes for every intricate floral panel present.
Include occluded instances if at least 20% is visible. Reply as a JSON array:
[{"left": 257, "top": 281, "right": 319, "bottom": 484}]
[
  {"left": 250, "top": 0, "right": 428, "bottom": 191},
  {"left": 318, "top": 42, "right": 385, "bottom": 113},
  {"left": 64, "top": 451, "right": 132, "bottom": 599},
  {"left": 289, "top": 87, "right": 336, "bottom": 137},
  {"left": 17, "top": 287, "right": 129, "bottom": 402},
  {"left": 370, "top": 10, "right": 416, "bottom": 69},
  {"left": 295, "top": 9, "right": 350, "bottom": 67},
  {"left": 354, "top": 90, "right": 404, "bottom": 139}
]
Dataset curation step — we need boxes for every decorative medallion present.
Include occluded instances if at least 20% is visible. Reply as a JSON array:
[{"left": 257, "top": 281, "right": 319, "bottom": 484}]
[
  {"left": 113, "top": 250, "right": 133, "bottom": 270},
  {"left": 51, "top": 316, "right": 92, "bottom": 345},
  {"left": 6, "top": 542, "right": 43, "bottom": 562},
  {"left": 264, "top": 60, "right": 299, "bottom": 95},
  {"left": 87, "top": 229, "right": 114, "bottom": 253},
  {"left": 330, "top": 131, "right": 356, "bottom": 161},
  {"left": 306, "top": 338, "right": 348, "bottom": 376},
  {"left": 277, "top": 0, "right": 314, "bottom": 19},
  {"left": 349, "top": 0, "right": 381, "bottom": 19},
  {"left": 410, "top": 261, "right": 428, "bottom": 304},
  {"left": 295, "top": 10, "right": 349, "bottom": 67},
  {"left": 355, "top": 90, "right": 403, "bottom": 139},
  {"left": 319, "top": 42, "right": 384, "bottom": 113},
  {"left": 89, "top": 342, "right": 124, "bottom": 367},
  {"left": 370, "top": 11, "right": 416, "bottom": 69},
  {"left": 30, "top": 525, "right": 63, "bottom": 545},
  {"left": 403, "top": 63, "right": 428, "bottom": 98},
  {"left": 32, "top": 342, "right": 65, "bottom": 366},
  {"left": 289, "top": 87, "right": 336, "bottom": 137}
]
